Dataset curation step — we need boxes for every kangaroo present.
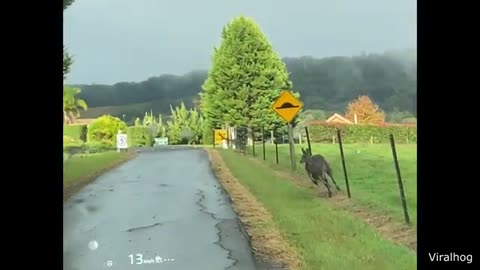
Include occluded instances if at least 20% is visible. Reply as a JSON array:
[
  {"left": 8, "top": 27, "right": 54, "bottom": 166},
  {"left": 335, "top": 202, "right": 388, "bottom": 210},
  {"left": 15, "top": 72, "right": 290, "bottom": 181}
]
[{"left": 300, "top": 148, "right": 341, "bottom": 197}]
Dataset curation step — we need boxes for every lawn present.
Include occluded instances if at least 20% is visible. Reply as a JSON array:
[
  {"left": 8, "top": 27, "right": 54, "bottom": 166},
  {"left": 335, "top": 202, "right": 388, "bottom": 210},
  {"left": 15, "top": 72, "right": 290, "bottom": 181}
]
[
  {"left": 218, "top": 149, "right": 416, "bottom": 270},
  {"left": 245, "top": 143, "right": 417, "bottom": 226},
  {"left": 63, "top": 151, "right": 132, "bottom": 189}
]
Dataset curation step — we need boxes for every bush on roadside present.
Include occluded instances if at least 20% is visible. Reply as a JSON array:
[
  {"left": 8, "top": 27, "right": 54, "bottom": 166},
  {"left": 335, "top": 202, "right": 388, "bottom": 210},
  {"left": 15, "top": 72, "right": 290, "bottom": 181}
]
[
  {"left": 126, "top": 126, "right": 154, "bottom": 147},
  {"left": 63, "top": 135, "right": 81, "bottom": 145},
  {"left": 87, "top": 115, "right": 127, "bottom": 145},
  {"left": 84, "top": 141, "right": 115, "bottom": 153},
  {"left": 64, "top": 124, "right": 87, "bottom": 142},
  {"left": 63, "top": 143, "right": 85, "bottom": 153},
  {"left": 307, "top": 123, "right": 417, "bottom": 144}
]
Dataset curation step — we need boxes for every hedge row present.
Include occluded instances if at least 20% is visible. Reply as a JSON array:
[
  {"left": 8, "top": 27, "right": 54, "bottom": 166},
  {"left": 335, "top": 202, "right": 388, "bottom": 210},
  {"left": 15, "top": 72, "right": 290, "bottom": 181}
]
[
  {"left": 64, "top": 125, "right": 155, "bottom": 148},
  {"left": 63, "top": 125, "right": 88, "bottom": 142},
  {"left": 127, "top": 126, "right": 154, "bottom": 147},
  {"left": 307, "top": 123, "right": 417, "bottom": 144},
  {"left": 63, "top": 141, "right": 116, "bottom": 154}
]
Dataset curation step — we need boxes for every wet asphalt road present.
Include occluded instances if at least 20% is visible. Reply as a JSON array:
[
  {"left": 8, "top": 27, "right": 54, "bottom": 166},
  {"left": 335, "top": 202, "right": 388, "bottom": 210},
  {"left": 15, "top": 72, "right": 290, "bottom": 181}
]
[{"left": 64, "top": 147, "right": 257, "bottom": 270}]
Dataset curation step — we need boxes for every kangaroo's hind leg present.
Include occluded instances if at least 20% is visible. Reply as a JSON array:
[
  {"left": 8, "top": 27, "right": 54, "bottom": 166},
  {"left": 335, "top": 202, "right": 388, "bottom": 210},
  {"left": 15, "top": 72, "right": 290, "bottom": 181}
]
[
  {"left": 328, "top": 173, "right": 341, "bottom": 191},
  {"left": 305, "top": 168, "right": 318, "bottom": 185},
  {"left": 309, "top": 173, "right": 318, "bottom": 185},
  {"left": 320, "top": 173, "right": 332, "bottom": 197}
]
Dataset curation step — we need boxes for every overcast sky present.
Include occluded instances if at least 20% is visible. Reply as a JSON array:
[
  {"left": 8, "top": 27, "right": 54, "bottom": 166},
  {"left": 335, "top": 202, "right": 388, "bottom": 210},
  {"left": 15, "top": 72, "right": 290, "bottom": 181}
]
[{"left": 64, "top": 0, "right": 416, "bottom": 85}]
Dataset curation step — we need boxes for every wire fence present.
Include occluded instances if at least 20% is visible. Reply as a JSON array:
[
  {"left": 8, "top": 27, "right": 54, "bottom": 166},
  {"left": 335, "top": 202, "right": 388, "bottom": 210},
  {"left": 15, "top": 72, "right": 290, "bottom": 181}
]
[{"left": 215, "top": 125, "right": 416, "bottom": 225}]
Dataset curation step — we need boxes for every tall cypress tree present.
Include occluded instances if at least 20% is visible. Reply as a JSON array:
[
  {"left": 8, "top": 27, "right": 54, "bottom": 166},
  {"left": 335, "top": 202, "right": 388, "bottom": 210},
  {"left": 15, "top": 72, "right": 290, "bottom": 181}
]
[{"left": 201, "top": 16, "right": 300, "bottom": 136}]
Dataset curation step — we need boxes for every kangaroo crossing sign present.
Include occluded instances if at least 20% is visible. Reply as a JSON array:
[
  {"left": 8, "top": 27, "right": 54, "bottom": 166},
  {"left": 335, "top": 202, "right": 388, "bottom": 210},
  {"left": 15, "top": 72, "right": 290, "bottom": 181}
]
[{"left": 272, "top": 90, "right": 303, "bottom": 123}]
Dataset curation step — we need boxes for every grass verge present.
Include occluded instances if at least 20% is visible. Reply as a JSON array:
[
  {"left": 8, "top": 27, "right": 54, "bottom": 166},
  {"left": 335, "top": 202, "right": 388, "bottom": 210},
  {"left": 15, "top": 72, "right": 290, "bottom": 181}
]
[
  {"left": 207, "top": 149, "right": 303, "bottom": 270},
  {"left": 63, "top": 150, "right": 136, "bottom": 201},
  {"left": 247, "top": 143, "right": 417, "bottom": 227},
  {"left": 215, "top": 148, "right": 416, "bottom": 270}
]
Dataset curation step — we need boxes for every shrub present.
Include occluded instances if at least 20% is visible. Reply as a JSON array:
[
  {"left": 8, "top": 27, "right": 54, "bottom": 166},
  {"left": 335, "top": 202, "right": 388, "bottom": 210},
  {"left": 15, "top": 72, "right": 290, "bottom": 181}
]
[
  {"left": 202, "top": 127, "right": 213, "bottom": 145},
  {"left": 307, "top": 123, "right": 417, "bottom": 144},
  {"left": 87, "top": 115, "right": 127, "bottom": 145},
  {"left": 84, "top": 141, "right": 114, "bottom": 153},
  {"left": 63, "top": 124, "right": 87, "bottom": 142},
  {"left": 63, "top": 135, "right": 79, "bottom": 145},
  {"left": 126, "top": 126, "right": 154, "bottom": 147},
  {"left": 63, "top": 143, "right": 85, "bottom": 153}
]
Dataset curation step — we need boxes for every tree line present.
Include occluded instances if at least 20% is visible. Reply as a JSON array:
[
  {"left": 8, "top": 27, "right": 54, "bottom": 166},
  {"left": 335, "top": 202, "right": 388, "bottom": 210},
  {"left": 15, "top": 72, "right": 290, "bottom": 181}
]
[{"left": 72, "top": 50, "right": 416, "bottom": 122}]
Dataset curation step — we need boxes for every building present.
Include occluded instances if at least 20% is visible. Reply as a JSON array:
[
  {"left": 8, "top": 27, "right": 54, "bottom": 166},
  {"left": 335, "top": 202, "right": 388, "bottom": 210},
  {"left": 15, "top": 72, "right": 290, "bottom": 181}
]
[{"left": 325, "top": 113, "right": 353, "bottom": 124}]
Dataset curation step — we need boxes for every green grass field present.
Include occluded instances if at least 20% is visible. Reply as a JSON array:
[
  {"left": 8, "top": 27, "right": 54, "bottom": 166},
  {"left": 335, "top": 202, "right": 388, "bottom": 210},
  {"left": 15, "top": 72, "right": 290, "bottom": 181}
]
[
  {"left": 244, "top": 143, "right": 417, "bottom": 227},
  {"left": 219, "top": 149, "right": 416, "bottom": 270},
  {"left": 63, "top": 151, "right": 131, "bottom": 188}
]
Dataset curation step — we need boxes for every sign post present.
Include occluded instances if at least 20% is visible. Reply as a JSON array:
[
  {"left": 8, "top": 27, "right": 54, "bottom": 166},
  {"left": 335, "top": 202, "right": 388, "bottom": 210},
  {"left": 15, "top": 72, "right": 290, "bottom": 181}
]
[
  {"left": 271, "top": 90, "right": 303, "bottom": 171},
  {"left": 116, "top": 130, "right": 128, "bottom": 152}
]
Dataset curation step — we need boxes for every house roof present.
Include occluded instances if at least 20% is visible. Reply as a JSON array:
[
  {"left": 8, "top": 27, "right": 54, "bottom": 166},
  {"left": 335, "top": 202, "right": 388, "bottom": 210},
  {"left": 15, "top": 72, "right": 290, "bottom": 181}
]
[{"left": 325, "top": 113, "right": 353, "bottom": 124}]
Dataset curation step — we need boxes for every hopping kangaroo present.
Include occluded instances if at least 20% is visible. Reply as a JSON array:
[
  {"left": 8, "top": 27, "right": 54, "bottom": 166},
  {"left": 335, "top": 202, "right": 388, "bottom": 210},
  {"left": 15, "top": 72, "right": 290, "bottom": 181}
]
[{"left": 300, "top": 148, "right": 341, "bottom": 197}]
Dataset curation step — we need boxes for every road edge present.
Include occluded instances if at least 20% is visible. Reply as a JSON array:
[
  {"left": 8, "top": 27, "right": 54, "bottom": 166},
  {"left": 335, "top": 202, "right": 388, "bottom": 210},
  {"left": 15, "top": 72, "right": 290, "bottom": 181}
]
[
  {"left": 63, "top": 150, "right": 138, "bottom": 203},
  {"left": 205, "top": 148, "right": 304, "bottom": 270}
]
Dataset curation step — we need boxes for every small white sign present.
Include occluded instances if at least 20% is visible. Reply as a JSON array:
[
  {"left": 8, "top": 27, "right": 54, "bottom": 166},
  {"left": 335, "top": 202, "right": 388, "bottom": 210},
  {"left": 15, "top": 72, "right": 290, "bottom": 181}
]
[
  {"left": 117, "top": 134, "right": 128, "bottom": 149},
  {"left": 154, "top": 137, "right": 169, "bottom": 146}
]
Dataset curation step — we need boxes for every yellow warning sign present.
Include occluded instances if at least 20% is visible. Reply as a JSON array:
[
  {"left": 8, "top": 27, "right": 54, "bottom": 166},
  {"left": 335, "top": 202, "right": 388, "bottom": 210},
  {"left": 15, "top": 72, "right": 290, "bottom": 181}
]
[
  {"left": 271, "top": 90, "right": 303, "bottom": 123},
  {"left": 214, "top": 129, "right": 228, "bottom": 145}
]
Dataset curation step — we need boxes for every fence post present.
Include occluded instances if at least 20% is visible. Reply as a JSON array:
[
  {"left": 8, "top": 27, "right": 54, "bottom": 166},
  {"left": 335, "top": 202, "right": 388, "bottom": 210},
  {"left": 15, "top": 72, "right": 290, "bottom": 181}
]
[
  {"left": 287, "top": 123, "right": 296, "bottom": 171},
  {"left": 251, "top": 128, "right": 255, "bottom": 157},
  {"left": 389, "top": 134, "right": 411, "bottom": 225},
  {"left": 262, "top": 127, "right": 266, "bottom": 160},
  {"left": 337, "top": 129, "right": 351, "bottom": 198},
  {"left": 275, "top": 141, "right": 279, "bottom": 165},
  {"left": 212, "top": 129, "right": 215, "bottom": 148}
]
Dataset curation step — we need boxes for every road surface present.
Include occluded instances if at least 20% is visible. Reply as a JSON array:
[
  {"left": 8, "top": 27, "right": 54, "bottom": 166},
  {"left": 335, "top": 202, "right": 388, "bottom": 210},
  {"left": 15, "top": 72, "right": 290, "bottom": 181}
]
[{"left": 63, "top": 147, "right": 258, "bottom": 270}]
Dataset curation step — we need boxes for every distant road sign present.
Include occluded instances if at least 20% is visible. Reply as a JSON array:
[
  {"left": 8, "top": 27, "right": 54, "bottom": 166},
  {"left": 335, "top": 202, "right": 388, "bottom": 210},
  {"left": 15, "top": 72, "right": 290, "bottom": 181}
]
[
  {"left": 272, "top": 90, "right": 303, "bottom": 123},
  {"left": 117, "top": 134, "right": 128, "bottom": 149},
  {"left": 154, "top": 137, "right": 169, "bottom": 146},
  {"left": 214, "top": 129, "right": 228, "bottom": 145}
]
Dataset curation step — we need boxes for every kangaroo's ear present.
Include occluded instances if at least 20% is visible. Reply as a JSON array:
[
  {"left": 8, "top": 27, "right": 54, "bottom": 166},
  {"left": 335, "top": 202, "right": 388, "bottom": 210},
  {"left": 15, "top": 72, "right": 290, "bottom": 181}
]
[{"left": 301, "top": 148, "right": 306, "bottom": 154}]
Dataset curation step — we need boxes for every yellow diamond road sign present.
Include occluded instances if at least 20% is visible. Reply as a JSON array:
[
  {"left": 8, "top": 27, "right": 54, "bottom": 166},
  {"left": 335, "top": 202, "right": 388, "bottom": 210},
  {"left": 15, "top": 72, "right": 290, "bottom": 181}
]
[
  {"left": 272, "top": 90, "right": 303, "bottom": 123},
  {"left": 214, "top": 129, "right": 228, "bottom": 145}
]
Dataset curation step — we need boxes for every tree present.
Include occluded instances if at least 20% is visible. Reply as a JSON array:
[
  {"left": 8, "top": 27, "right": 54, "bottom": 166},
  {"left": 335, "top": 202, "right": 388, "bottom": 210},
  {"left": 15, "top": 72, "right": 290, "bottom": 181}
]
[
  {"left": 345, "top": 95, "right": 386, "bottom": 125},
  {"left": 63, "top": 86, "right": 88, "bottom": 124},
  {"left": 166, "top": 102, "right": 204, "bottom": 144},
  {"left": 134, "top": 118, "right": 142, "bottom": 126},
  {"left": 64, "top": 0, "right": 75, "bottom": 10},
  {"left": 167, "top": 102, "right": 190, "bottom": 144},
  {"left": 388, "top": 108, "right": 415, "bottom": 123},
  {"left": 87, "top": 115, "right": 127, "bottom": 146},
  {"left": 64, "top": 1, "right": 75, "bottom": 80},
  {"left": 63, "top": 46, "right": 74, "bottom": 80},
  {"left": 73, "top": 49, "right": 416, "bottom": 120},
  {"left": 201, "top": 16, "right": 296, "bottom": 136}
]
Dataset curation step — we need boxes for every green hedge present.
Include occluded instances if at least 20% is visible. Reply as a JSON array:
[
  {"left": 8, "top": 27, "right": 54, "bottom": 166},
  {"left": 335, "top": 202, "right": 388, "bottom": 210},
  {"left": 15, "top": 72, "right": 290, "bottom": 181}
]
[
  {"left": 202, "top": 126, "right": 214, "bottom": 145},
  {"left": 87, "top": 115, "right": 127, "bottom": 144},
  {"left": 64, "top": 125, "right": 87, "bottom": 142},
  {"left": 63, "top": 141, "right": 115, "bottom": 154},
  {"left": 84, "top": 141, "right": 115, "bottom": 153},
  {"left": 127, "top": 126, "right": 154, "bottom": 147},
  {"left": 307, "top": 123, "right": 417, "bottom": 144}
]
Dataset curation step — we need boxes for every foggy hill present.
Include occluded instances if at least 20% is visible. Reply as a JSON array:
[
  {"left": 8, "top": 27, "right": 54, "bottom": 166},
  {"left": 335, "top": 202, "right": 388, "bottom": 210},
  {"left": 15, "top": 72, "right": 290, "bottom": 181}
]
[{"left": 74, "top": 49, "right": 416, "bottom": 122}]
